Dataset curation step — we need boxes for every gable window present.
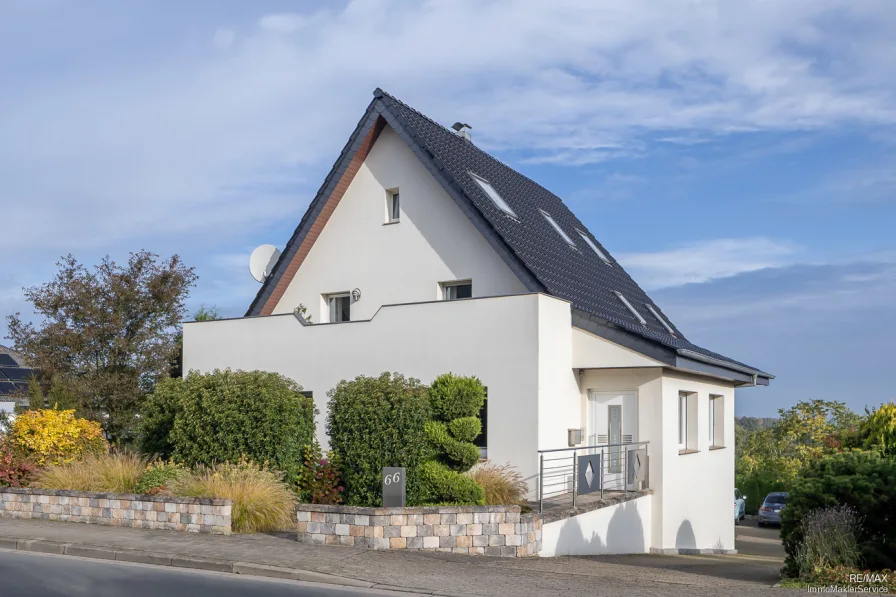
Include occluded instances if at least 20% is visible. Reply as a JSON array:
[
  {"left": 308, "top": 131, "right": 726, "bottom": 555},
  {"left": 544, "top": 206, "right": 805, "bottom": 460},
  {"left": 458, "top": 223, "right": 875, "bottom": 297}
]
[
  {"left": 709, "top": 395, "right": 725, "bottom": 448},
  {"left": 679, "top": 391, "right": 698, "bottom": 454},
  {"left": 644, "top": 303, "right": 675, "bottom": 336},
  {"left": 441, "top": 281, "right": 472, "bottom": 300},
  {"left": 577, "top": 230, "right": 611, "bottom": 264},
  {"left": 469, "top": 173, "right": 518, "bottom": 219},
  {"left": 386, "top": 189, "right": 400, "bottom": 223},
  {"left": 613, "top": 291, "right": 646, "bottom": 325},
  {"left": 539, "top": 209, "right": 576, "bottom": 249},
  {"left": 326, "top": 293, "right": 351, "bottom": 323}
]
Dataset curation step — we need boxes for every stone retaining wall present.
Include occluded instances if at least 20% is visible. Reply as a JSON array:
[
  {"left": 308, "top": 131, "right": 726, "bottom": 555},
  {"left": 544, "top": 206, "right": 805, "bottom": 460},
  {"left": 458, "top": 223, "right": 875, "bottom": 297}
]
[
  {"left": 296, "top": 504, "right": 542, "bottom": 557},
  {"left": 0, "top": 488, "right": 232, "bottom": 535}
]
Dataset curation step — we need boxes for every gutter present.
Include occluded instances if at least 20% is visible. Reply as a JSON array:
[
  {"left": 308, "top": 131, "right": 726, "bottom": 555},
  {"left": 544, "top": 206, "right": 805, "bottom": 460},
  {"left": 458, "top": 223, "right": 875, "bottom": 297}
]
[{"left": 675, "top": 348, "right": 774, "bottom": 380}]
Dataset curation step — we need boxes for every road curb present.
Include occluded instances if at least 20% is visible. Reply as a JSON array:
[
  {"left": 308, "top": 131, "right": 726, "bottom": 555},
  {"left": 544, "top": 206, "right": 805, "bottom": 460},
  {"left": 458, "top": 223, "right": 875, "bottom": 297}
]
[{"left": 0, "top": 534, "right": 385, "bottom": 592}]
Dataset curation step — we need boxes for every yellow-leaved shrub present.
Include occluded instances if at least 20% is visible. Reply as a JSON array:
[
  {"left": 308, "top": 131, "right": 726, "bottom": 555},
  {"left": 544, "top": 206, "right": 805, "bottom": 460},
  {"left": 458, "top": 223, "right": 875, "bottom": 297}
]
[{"left": 11, "top": 409, "right": 107, "bottom": 466}]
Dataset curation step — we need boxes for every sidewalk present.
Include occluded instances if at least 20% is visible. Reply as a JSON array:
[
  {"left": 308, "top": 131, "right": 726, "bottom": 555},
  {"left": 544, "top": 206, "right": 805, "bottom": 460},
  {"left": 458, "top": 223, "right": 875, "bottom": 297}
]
[{"left": 0, "top": 518, "right": 795, "bottom": 596}]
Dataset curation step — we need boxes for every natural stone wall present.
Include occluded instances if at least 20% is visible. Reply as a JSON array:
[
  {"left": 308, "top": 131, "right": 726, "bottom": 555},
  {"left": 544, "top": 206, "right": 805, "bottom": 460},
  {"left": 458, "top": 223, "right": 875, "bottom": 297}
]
[
  {"left": 296, "top": 504, "right": 542, "bottom": 557},
  {"left": 0, "top": 488, "right": 232, "bottom": 535}
]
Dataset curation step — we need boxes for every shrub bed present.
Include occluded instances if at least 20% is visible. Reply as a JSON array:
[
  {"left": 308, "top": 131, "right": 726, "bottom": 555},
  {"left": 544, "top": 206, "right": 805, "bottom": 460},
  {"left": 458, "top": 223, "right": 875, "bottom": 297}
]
[
  {"left": 782, "top": 450, "right": 896, "bottom": 575},
  {"left": 140, "top": 370, "right": 316, "bottom": 485}
]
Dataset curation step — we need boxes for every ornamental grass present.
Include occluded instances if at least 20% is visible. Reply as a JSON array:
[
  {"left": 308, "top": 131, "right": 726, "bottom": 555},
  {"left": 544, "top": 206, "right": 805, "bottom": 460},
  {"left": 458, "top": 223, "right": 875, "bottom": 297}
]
[
  {"left": 465, "top": 461, "right": 528, "bottom": 507},
  {"left": 169, "top": 460, "right": 295, "bottom": 533},
  {"left": 35, "top": 452, "right": 147, "bottom": 493}
]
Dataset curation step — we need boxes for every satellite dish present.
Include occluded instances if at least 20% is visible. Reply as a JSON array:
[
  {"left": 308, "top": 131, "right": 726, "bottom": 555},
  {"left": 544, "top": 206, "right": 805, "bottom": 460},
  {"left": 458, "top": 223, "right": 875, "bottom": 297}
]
[{"left": 249, "top": 245, "right": 281, "bottom": 283}]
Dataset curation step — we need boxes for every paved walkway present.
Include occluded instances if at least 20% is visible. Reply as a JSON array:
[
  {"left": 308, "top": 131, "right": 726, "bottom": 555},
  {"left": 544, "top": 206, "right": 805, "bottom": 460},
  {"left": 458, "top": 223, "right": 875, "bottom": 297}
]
[{"left": 0, "top": 518, "right": 799, "bottom": 596}]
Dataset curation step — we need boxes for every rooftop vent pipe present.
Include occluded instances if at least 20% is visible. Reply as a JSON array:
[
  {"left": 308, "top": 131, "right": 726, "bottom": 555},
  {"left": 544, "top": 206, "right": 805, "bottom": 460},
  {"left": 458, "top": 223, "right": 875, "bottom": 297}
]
[{"left": 452, "top": 122, "right": 472, "bottom": 141}]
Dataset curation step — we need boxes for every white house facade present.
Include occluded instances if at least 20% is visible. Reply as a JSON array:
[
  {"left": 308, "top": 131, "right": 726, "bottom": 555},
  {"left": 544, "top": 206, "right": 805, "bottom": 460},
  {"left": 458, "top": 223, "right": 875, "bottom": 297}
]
[{"left": 183, "top": 89, "right": 772, "bottom": 555}]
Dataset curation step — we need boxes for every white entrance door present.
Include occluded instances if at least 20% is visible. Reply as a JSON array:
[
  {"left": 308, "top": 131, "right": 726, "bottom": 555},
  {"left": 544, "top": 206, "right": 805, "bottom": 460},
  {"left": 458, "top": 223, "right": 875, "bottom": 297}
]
[{"left": 587, "top": 391, "right": 637, "bottom": 490}]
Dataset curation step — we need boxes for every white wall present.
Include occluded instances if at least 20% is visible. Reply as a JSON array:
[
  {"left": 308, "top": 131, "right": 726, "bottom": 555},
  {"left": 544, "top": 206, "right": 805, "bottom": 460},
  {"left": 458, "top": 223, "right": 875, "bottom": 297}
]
[
  {"left": 572, "top": 328, "right": 663, "bottom": 369},
  {"left": 184, "top": 294, "right": 546, "bottom": 489},
  {"left": 272, "top": 125, "right": 528, "bottom": 319},
  {"left": 658, "top": 371, "right": 736, "bottom": 551},
  {"left": 536, "top": 295, "right": 581, "bottom": 453},
  {"left": 540, "top": 494, "right": 652, "bottom": 556}
]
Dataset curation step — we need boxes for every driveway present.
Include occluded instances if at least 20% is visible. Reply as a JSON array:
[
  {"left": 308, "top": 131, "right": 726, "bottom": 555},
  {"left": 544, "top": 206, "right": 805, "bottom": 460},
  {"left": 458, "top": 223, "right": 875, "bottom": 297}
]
[{"left": 565, "top": 517, "right": 786, "bottom": 588}]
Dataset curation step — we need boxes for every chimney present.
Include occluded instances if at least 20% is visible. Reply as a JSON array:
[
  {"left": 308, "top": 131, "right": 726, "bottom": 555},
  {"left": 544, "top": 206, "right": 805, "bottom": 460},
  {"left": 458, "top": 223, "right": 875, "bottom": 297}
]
[{"left": 452, "top": 122, "right": 472, "bottom": 142}]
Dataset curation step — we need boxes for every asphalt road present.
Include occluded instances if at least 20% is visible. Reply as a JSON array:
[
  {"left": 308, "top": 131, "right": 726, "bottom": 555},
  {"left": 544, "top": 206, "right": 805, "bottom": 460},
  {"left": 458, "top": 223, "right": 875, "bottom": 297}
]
[
  {"left": 0, "top": 550, "right": 421, "bottom": 597},
  {"left": 736, "top": 516, "right": 785, "bottom": 559}
]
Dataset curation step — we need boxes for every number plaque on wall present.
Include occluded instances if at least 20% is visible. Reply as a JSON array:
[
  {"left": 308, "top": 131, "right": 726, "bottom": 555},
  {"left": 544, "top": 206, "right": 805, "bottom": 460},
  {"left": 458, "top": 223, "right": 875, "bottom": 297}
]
[{"left": 382, "top": 467, "right": 406, "bottom": 507}]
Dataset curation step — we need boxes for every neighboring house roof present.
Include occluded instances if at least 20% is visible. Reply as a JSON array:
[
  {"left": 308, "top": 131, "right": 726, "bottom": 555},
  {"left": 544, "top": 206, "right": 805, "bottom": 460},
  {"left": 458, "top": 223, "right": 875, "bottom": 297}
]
[
  {"left": 0, "top": 345, "right": 35, "bottom": 397},
  {"left": 248, "top": 89, "right": 772, "bottom": 385}
]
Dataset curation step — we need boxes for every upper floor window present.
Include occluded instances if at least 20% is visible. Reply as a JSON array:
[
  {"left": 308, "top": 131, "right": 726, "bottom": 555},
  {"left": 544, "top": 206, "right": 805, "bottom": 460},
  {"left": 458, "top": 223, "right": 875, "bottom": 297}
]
[
  {"left": 613, "top": 291, "right": 646, "bottom": 326},
  {"left": 441, "top": 281, "right": 472, "bottom": 300},
  {"left": 469, "top": 173, "right": 518, "bottom": 219},
  {"left": 679, "top": 391, "right": 698, "bottom": 454},
  {"left": 386, "top": 189, "right": 400, "bottom": 223},
  {"left": 709, "top": 395, "right": 725, "bottom": 448},
  {"left": 644, "top": 303, "right": 675, "bottom": 336},
  {"left": 326, "top": 293, "right": 351, "bottom": 323}
]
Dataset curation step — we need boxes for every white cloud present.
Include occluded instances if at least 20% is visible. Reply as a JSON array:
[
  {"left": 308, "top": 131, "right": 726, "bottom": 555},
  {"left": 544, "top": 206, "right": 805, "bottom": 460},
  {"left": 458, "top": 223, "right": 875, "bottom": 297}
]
[{"left": 617, "top": 237, "right": 799, "bottom": 289}]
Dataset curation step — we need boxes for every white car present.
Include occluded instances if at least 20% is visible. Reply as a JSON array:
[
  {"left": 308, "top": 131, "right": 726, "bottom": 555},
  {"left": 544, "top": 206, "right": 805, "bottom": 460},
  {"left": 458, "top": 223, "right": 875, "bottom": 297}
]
[{"left": 734, "top": 488, "right": 747, "bottom": 524}]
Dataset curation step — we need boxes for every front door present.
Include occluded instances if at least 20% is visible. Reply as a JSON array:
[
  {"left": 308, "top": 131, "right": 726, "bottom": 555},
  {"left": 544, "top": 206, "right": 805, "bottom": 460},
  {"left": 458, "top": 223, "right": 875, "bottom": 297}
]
[{"left": 587, "top": 391, "right": 638, "bottom": 490}]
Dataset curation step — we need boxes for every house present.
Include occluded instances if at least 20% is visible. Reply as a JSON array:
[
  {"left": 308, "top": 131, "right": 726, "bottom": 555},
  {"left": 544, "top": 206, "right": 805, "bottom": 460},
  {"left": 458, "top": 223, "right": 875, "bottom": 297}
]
[
  {"left": 183, "top": 89, "right": 772, "bottom": 554},
  {"left": 0, "top": 345, "right": 35, "bottom": 414}
]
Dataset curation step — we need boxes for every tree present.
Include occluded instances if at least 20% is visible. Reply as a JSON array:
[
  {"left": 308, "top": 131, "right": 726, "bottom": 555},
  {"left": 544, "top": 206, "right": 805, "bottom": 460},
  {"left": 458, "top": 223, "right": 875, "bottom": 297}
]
[
  {"left": 774, "top": 399, "right": 859, "bottom": 461},
  {"left": 861, "top": 402, "right": 896, "bottom": 456},
  {"left": 6, "top": 252, "right": 197, "bottom": 445}
]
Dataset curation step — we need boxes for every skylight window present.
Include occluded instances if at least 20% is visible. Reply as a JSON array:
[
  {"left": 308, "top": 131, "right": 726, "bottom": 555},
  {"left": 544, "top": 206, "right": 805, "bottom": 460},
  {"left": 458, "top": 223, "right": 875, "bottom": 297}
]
[
  {"left": 539, "top": 210, "right": 576, "bottom": 248},
  {"left": 613, "top": 291, "right": 646, "bottom": 325},
  {"left": 577, "top": 230, "right": 611, "bottom": 264},
  {"left": 644, "top": 303, "right": 676, "bottom": 336},
  {"left": 469, "top": 173, "right": 517, "bottom": 219}
]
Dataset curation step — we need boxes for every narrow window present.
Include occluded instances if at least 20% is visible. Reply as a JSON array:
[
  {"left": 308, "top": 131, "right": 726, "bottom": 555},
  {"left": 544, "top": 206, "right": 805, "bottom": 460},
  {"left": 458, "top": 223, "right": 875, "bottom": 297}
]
[
  {"left": 469, "top": 173, "right": 517, "bottom": 219},
  {"left": 441, "top": 281, "right": 472, "bottom": 300},
  {"left": 576, "top": 230, "right": 611, "bottom": 264},
  {"left": 613, "top": 291, "right": 647, "bottom": 325},
  {"left": 678, "top": 394, "right": 687, "bottom": 448},
  {"left": 386, "top": 190, "right": 400, "bottom": 223},
  {"left": 326, "top": 294, "right": 351, "bottom": 323},
  {"left": 475, "top": 388, "right": 488, "bottom": 458},
  {"left": 710, "top": 395, "right": 725, "bottom": 448},
  {"left": 539, "top": 210, "right": 576, "bottom": 248},
  {"left": 679, "top": 391, "right": 698, "bottom": 453},
  {"left": 644, "top": 303, "right": 676, "bottom": 336}
]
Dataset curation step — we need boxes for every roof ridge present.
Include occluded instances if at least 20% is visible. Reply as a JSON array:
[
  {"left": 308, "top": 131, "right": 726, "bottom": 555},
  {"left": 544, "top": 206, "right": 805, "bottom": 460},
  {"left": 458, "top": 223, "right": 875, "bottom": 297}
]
[{"left": 373, "top": 88, "right": 574, "bottom": 216}]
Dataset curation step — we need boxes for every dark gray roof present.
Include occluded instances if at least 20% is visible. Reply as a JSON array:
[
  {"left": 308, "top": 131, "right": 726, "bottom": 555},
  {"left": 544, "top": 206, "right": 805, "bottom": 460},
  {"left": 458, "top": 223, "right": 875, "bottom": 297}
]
[{"left": 248, "top": 89, "right": 772, "bottom": 384}]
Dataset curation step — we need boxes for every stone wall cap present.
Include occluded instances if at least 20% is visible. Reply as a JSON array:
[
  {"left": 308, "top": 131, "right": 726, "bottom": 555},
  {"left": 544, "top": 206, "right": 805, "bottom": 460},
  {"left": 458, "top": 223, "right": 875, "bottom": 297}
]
[
  {"left": 0, "top": 488, "right": 232, "bottom": 506},
  {"left": 295, "top": 503, "right": 523, "bottom": 515}
]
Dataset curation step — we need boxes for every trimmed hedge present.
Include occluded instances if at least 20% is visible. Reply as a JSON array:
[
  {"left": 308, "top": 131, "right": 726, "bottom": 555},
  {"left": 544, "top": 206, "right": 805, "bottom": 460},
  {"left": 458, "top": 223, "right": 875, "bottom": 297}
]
[
  {"left": 429, "top": 374, "right": 485, "bottom": 421},
  {"left": 326, "top": 373, "right": 431, "bottom": 506},
  {"left": 419, "top": 460, "right": 485, "bottom": 505},
  {"left": 140, "top": 370, "right": 315, "bottom": 484},
  {"left": 781, "top": 450, "right": 896, "bottom": 575}
]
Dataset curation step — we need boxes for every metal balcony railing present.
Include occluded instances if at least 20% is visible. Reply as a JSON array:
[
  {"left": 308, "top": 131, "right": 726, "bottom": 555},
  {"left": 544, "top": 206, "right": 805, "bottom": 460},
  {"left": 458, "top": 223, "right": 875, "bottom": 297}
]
[{"left": 536, "top": 441, "right": 649, "bottom": 513}]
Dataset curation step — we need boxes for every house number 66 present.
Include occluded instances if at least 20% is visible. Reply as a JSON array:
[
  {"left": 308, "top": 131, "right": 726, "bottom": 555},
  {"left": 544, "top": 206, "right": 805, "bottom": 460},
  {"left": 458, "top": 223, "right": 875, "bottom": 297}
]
[{"left": 384, "top": 472, "right": 401, "bottom": 485}]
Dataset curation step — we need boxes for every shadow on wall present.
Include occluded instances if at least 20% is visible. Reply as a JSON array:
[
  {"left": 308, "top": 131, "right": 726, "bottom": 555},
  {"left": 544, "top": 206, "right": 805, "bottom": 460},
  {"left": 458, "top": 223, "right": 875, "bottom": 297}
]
[
  {"left": 553, "top": 500, "right": 646, "bottom": 555},
  {"left": 675, "top": 519, "right": 696, "bottom": 550}
]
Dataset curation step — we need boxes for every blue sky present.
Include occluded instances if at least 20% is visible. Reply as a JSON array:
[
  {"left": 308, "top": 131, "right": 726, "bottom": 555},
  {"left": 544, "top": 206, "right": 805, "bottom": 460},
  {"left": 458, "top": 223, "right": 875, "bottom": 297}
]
[{"left": 1, "top": 0, "right": 894, "bottom": 416}]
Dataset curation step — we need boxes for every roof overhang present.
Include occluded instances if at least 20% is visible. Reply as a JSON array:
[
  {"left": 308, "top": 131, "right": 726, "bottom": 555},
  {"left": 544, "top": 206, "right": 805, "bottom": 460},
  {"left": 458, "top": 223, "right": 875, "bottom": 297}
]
[{"left": 572, "top": 308, "right": 773, "bottom": 387}]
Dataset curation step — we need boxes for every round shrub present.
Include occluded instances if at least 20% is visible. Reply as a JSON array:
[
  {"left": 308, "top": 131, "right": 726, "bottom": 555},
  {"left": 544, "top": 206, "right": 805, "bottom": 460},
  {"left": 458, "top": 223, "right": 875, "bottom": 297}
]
[
  {"left": 135, "top": 460, "right": 187, "bottom": 494},
  {"left": 159, "top": 369, "right": 315, "bottom": 484},
  {"left": 781, "top": 450, "right": 896, "bottom": 575},
  {"left": 419, "top": 460, "right": 485, "bottom": 505},
  {"left": 429, "top": 374, "right": 485, "bottom": 421},
  {"left": 448, "top": 417, "right": 482, "bottom": 444},
  {"left": 10, "top": 409, "right": 107, "bottom": 466},
  {"left": 326, "top": 373, "right": 430, "bottom": 506}
]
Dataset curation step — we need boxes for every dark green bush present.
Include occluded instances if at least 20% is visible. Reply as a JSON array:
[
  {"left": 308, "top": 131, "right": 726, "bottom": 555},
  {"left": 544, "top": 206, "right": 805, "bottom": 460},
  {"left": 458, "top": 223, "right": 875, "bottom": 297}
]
[
  {"left": 326, "top": 373, "right": 430, "bottom": 506},
  {"left": 419, "top": 460, "right": 484, "bottom": 505},
  {"left": 137, "top": 378, "right": 183, "bottom": 459},
  {"left": 135, "top": 461, "right": 186, "bottom": 494},
  {"left": 150, "top": 369, "right": 315, "bottom": 485},
  {"left": 429, "top": 374, "right": 485, "bottom": 421},
  {"left": 782, "top": 450, "right": 896, "bottom": 575}
]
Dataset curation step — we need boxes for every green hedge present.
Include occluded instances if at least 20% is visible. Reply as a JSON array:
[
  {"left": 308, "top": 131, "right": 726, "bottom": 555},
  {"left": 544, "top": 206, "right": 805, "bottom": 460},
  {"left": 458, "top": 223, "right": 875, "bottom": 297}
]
[
  {"left": 140, "top": 370, "right": 315, "bottom": 484},
  {"left": 429, "top": 374, "right": 484, "bottom": 421},
  {"left": 781, "top": 451, "right": 896, "bottom": 575},
  {"left": 326, "top": 373, "right": 431, "bottom": 506},
  {"left": 419, "top": 460, "right": 485, "bottom": 505}
]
